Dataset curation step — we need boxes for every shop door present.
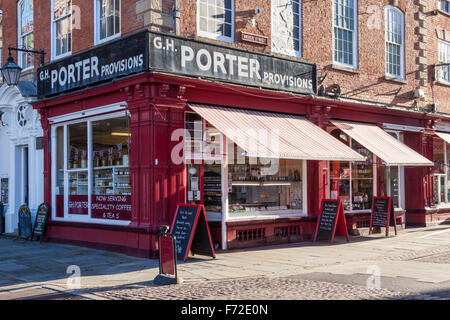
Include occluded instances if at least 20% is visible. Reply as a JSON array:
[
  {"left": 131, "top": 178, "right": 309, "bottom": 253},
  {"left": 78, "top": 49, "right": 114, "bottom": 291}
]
[{"left": 16, "top": 146, "right": 29, "bottom": 206}]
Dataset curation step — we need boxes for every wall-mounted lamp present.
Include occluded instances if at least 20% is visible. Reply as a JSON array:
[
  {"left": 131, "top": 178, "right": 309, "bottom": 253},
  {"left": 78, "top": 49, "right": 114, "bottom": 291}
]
[{"left": 1, "top": 47, "right": 46, "bottom": 86}]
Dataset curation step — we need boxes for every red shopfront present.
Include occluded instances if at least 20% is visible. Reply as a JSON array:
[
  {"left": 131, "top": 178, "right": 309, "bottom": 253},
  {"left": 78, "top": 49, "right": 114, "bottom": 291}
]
[{"left": 32, "top": 31, "right": 440, "bottom": 258}]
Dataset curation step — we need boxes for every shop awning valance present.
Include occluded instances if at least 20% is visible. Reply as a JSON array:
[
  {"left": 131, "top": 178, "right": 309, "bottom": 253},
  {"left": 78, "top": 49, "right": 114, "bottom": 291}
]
[
  {"left": 435, "top": 131, "right": 450, "bottom": 145},
  {"left": 331, "top": 120, "right": 433, "bottom": 166},
  {"left": 187, "top": 104, "right": 365, "bottom": 161}
]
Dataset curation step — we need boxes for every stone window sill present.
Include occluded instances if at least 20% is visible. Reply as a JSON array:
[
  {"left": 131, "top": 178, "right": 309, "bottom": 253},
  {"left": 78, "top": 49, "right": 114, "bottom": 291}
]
[
  {"left": 384, "top": 75, "right": 407, "bottom": 84},
  {"left": 436, "top": 79, "right": 450, "bottom": 87},
  {"left": 331, "top": 63, "right": 359, "bottom": 74}
]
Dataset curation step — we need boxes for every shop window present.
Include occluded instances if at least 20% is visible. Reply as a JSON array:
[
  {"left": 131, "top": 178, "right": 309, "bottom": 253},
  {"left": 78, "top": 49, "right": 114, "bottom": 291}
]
[
  {"left": 197, "top": 0, "right": 234, "bottom": 43},
  {"left": 434, "top": 137, "right": 448, "bottom": 205},
  {"left": 385, "top": 6, "right": 405, "bottom": 79},
  {"left": 229, "top": 154, "right": 304, "bottom": 217},
  {"left": 330, "top": 129, "right": 375, "bottom": 212},
  {"left": 68, "top": 122, "right": 88, "bottom": 215},
  {"left": 53, "top": 113, "right": 131, "bottom": 222},
  {"left": 333, "top": 0, "right": 358, "bottom": 68},
  {"left": 271, "top": 0, "right": 302, "bottom": 58},
  {"left": 56, "top": 126, "right": 65, "bottom": 217},
  {"left": 438, "top": 40, "right": 450, "bottom": 84},
  {"left": 95, "top": 0, "right": 121, "bottom": 44},
  {"left": 18, "top": 0, "right": 34, "bottom": 69},
  {"left": 185, "top": 112, "right": 204, "bottom": 158},
  {"left": 52, "top": 0, "right": 72, "bottom": 59},
  {"left": 204, "top": 163, "right": 222, "bottom": 213}
]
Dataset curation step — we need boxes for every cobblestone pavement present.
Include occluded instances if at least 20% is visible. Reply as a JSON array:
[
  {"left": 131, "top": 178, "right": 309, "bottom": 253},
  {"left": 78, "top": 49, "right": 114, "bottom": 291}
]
[{"left": 79, "top": 276, "right": 447, "bottom": 301}]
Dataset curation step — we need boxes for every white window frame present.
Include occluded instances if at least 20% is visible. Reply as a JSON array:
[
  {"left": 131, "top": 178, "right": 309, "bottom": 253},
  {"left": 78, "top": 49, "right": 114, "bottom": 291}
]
[
  {"left": 94, "top": 0, "right": 121, "bottom": 45},
  {"left": 439, "top": 0, "right": 450, "bottom": 13},
  {"left": 332, "top": 0, "right": 358, "bottom": 69},
  {"left": 51, "top": 0, "right": 72, "bottom": 61},
  {"left": 385, "top": 6, "right": 405, "bottom": 79},
  {"left": 197, "top": 0, "right": 234, "bottom": 43},
  {"left": 17, "top": 0, "right": 34, "bottom": 71},
  {"left": 438, "top": 40, "right": 450, "bottom": 84},
  {"left": 51, "top": 109, "right": 131, "bottom": 226},
  {"left": 385, "top": 130, "right": 405, "bottom": 210},
  {"left": 271, "top": 0, "right": 302, "bottom": 58}
]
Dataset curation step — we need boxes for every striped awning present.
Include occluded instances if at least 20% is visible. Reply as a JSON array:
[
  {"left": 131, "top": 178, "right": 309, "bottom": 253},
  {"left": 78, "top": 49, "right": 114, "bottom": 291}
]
[
  {"left": 331, "top": 120, "right": 433, "bottom": 166},
  {"left": 188, "top": 104, "right": 365, "bottom": 161},
  {"left": 436, "top": 131, "right": 450, "bottom": 145}
]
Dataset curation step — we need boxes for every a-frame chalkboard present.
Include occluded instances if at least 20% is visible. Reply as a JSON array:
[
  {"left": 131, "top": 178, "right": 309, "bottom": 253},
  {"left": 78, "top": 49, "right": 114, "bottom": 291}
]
[
  {"left": 32, "top": 203, "right": 50, "bottom": 243},
  {"left": 314, "top": 199, "right": 349, "bottom": 243},
  {"left": 18, "top": 205, "right": 32, "bottom": 240},
  {"left": 170, "top": 204, "right": 216, "bottom": 262},
  {"left": 369, "top": 197, "right": 397, "bottom": 237}
]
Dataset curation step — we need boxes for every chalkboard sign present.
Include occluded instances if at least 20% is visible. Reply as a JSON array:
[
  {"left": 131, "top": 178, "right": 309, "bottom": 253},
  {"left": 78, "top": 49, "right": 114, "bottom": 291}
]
[
  {"left": 170, "top": 204, "right": 216, "bottom": 261},
  {"left": 32, "top": 203, "right": 50, "bottom": 242},
  {"left": 370, "top": 197, "right": 397, "bottom": 237},
  {"left": 314, "top": 199, "right": 349, "bottom": 243},
  {"left": 18, "top": 205, "right": 32, "bottom": 240}
]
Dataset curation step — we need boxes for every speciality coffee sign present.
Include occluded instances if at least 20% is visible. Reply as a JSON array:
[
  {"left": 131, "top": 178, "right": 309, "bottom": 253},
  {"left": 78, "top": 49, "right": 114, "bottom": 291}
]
[
  {"left": 38, "top": 31, "right": 149, "bottom": 96},
  {"left": 149, "top": 32, "right": 317, "bottom": 95}
]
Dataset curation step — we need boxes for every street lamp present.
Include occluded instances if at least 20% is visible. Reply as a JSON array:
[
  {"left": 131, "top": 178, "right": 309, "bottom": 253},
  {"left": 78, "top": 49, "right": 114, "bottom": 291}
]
[
  {"left": 1, "top": 53, "right": 22, "bottom": 86},
  {"left": 1, "top": 47, "right": 45, "bottom": 86}
]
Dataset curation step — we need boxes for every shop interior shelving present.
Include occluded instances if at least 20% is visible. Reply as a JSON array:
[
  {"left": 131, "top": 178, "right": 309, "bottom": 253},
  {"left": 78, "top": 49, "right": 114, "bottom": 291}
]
[{"left": 94, "top": 165, "right": 131, "bottom": 195}]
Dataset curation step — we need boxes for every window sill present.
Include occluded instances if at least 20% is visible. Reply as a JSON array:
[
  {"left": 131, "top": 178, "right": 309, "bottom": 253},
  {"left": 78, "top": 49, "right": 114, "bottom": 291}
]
[
  {"left": 436, "top": 9, "right": 450, "bottom": 18},
  {"left": 331, "top": 63, "right": 359, "bottom": 74},
  {"left": 436, "top": 79, "right": 450, "bottom": 87},
  {"left": 384, "top": 75, "right": 407, "bottom": 84}
]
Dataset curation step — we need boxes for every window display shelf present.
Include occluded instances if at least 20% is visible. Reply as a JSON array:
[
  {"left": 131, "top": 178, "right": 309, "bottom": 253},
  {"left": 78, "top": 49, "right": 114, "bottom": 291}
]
[{"left": 94, "top": 166, "right": 130, "bottom": 195}]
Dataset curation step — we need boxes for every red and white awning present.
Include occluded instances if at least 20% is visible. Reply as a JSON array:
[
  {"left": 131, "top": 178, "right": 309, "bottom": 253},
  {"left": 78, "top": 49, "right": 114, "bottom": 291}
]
[
  {"left": 331, "top": 120, "right": 433, "bottom": 166},
  {"left": 188, "top": 104, "right": 365, "bottom": 161},
  {"left": 435, "top": 131, "right": 450, "bottom": 145}
]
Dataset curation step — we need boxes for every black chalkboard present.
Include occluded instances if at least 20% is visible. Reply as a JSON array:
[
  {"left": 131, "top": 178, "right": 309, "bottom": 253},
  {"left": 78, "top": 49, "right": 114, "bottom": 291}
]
[
  {"left": 170, "top": 204, "right": 216, "bottom": 261},
  {"left": 32, "top": 203, "right": 49, "bottom": 242},
  {"left": 371, "top": 198, "right": 390, "bottom": 228},
  {"left": 18, "top": 205, "right": 32, "bottom": 240},
  {"left": 170, "top": 205, "right": 199, "bottom": 260},
  {"left": 315, "top": 200, "right": 340, "bottom": 241},
  {"left": 370, "top": 197, "right": 397, "bottom": 236}
]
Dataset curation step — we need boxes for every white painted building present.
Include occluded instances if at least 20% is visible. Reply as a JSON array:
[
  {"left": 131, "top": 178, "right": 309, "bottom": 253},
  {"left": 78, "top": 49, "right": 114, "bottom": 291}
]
[{"left": 0, "top": 81, "right": 43, "bottom": 233}]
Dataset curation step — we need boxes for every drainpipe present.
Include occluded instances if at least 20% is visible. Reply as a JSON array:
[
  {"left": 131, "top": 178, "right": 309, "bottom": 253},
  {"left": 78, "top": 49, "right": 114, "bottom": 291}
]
[{"left": 172, "top": 0, "right": 180, "bottom": 35}]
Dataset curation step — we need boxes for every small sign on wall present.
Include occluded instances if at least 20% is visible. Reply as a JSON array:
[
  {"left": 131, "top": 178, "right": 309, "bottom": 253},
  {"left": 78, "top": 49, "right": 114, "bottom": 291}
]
[
  {"left": 240, "top": 32, "right": 268, "bottom": 46},
  {"left": 36, "top": 137, "right": 44, "bottom": 150}
]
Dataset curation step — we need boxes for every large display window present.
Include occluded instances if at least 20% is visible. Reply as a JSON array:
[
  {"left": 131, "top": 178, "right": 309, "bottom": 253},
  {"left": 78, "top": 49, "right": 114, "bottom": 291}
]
[
  {"left": 52, "top": 112, "right": 131, "bottom": 223},
  {"left": 184, "top": 111, "right": 307, "bottom": 220},
  {"left": 330, "top": 128, "right": 404, "bottom": 211},
  {"left": 433, "top": 136, "right": 450, "bottom": 205}
]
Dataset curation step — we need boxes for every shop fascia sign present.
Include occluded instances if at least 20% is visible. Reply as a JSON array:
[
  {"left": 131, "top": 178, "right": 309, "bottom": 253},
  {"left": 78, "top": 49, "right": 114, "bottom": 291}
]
[
  {"left": 38, "top": 30, "right": 317, "bottom": 97},
  {"left": 37, "top": 30, "right": 149, "bottom": 97},
  {"left": 149, "top": 32, "right": 317, "bottom": 95}
]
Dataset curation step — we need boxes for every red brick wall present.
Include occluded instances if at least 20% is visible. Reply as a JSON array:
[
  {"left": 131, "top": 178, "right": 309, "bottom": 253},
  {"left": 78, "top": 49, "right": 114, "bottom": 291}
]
[{"left": 0, "top": 0, "right": 448, "bottom": 114}]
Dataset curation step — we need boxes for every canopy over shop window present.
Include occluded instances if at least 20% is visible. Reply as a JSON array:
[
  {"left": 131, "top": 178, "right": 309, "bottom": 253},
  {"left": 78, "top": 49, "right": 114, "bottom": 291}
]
[
  {"left": 435, "top": 131, "right": 450, "bottom": 145},
  {"left": 331, "top": 120, "right": 433, "bottom": 166},
  {"left": 188, "top": 104, "right": 365, "bottom": 161}
]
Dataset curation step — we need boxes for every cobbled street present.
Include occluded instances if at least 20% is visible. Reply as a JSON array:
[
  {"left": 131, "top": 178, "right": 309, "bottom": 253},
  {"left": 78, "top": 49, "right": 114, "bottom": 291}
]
[{"left": 1, "top": 224, "right": 450, "bottom": 300}]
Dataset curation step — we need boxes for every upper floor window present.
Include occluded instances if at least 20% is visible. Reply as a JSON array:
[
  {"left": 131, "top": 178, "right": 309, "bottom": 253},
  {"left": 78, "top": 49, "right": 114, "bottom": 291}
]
[
  {"left": 439, "top": 0, "right": 450, "bottom": 13},
  {"left": 439, "top": 40, "right": 450, "bottom": 83},
  {"left": 95, "top": 0, "right": 121, "bottom": 44},
  {"left": 197, "top": 0, "right": 234, "bottom": 43},
  {"left": 18, "top": 0, "right": 34, "bottom": 69},
  {"left": 333, "top": 0, "right": 358, "bottom": 68},
  {"left": 271, "top": 0, "right": 302, "bottom": 58},
  {"left": 52, "top": 0, "right": 72, "bottom": 59},
  {"left": 385, "top": 6, "right": 405, "bottom": 79}
]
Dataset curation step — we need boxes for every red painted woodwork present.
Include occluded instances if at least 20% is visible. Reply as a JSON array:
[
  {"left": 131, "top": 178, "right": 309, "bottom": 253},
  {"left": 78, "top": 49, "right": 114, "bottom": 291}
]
[{"left": 31, "top": 71, "right": 447, "bottom": 257}]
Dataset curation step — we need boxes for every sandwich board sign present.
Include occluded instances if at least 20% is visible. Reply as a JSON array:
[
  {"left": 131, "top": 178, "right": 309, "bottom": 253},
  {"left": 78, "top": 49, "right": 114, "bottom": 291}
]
[
  {"left": 170, "top": 204, "right": 216, "bottom": 262},
  {"left": 18, "top": 205, "right": 32, "bottom": 240},
  {"left": 369, "top": 197, "right": 397, "bottom": 237},
  {"left": 314, "top": 199, "right": 349, "bottom": 243},
  {"left": 32, "top": 203, "right": 50, "bottom": 242}
]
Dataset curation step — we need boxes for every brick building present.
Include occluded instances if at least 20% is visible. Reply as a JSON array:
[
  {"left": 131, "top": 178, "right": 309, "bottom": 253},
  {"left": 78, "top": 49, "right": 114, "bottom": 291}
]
[{"left": 0, "top": 0, "right": 449, "bottom": 257}]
